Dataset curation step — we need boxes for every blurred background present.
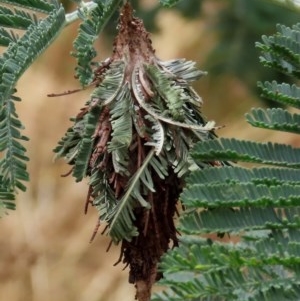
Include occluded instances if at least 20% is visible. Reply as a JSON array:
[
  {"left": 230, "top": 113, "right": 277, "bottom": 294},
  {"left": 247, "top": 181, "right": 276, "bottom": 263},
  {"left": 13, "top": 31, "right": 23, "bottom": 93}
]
[{"left": 1, "top": 0, "right": 300, "bottom": 300}]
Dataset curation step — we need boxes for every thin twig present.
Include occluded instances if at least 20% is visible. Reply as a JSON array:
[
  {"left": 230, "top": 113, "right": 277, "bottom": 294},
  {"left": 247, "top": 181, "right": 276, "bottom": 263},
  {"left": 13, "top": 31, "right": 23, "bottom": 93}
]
[{"left": 65, "top": 1, "right": 97, "bottom": 26}]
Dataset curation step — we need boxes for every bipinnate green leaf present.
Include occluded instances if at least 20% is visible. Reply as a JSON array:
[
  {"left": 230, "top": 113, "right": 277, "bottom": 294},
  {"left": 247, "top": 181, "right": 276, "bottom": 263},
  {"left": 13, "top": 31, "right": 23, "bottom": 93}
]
[
  {"left": 108, "top": 149, "right": 155, "bottom": 242},
  {"left": 192, "top": 138, "right": 300, "bottom": 167},
  {"left": 72, "top": 105, "right": 102, "bottom": 182},
  {"left": 72, "top": 0, "right": 122, "bottom": 86},
  {"left": 153, "top": 235, "right": 300, "bottom": 301},
  {"left": 0, "top": 1, "right": 65, "bottom": 208},
  {"left": 0, "top": 0, "right": 55, "bottom": 14},
  {"left": 154, "top": 22, "right": 300, "bottom": 301},
  {"left": 257, "top": 23, "right": 300, "bottom": 79},
  {"left": 258, "top": 81, "right": 300, "bottom": 108},
  {"left": 246, "top": 108, "right": 300, "bottom": 133}
]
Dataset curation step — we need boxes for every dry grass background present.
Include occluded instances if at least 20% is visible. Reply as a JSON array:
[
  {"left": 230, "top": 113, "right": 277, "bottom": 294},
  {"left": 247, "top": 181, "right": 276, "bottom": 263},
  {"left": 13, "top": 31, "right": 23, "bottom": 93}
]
[{"left": 0, "top": 2, "right": 299, "bottom": 301}]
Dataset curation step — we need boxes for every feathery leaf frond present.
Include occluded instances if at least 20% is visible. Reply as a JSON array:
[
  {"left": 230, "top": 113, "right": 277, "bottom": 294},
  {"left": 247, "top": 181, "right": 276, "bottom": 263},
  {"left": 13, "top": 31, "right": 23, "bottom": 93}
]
[
  {"left": 188, "top": 166, "right": 300, "bottom": 186},
  {"left": 257, "top": 23, "right": 300, "bottom": 79},
  {"left": 72, "top": 0, "right": 122, "bottom": 86},
  {"left": 72, "top": 103, "right": 102, "bottom": 182},
  {"left": 0, "top": 6, "right": 38, "bottom": 30},
  {"left": 154, "top": 22, "right": 300, "bottom": 301},
  {"left": 159, "top": 58, "right": 207, "bottom": 82},
  {"left": 153, "top": 236, "right": 300, "bottom": 301},
  {"left": 181, "top": 182, "right": 300, "bottom": 208},
  {"left": 0, "top": 0, "right": 65, "bottom": 208},
  {"left": 145, "top": 64, "right": 186, "bottom": 121},
  {"left": 179, "top": 207, "right": 300, "bottom": 235},
  {"left": 246, "top": 108, "right": 300, "bottom": 133},
  {"left": 108, "top": 149, "right": 155, "bottom": 242},
  {"left": 90, "top": 168, "right": 117, "bottom": 223},
  {"left": 0, "top": 0, "right": 55, "bottom": 14},
  {"left": 192, "top": 138, "right": 300, "bottom": 167},
  {"left": 108, "top": 85, "right": 132, "bottom": 175},
  {"left": 0, "top": 178, "right": 15, "bottom": 211},
  {"left": 258, "top": 81, "right": 300, "bottom": 108}
]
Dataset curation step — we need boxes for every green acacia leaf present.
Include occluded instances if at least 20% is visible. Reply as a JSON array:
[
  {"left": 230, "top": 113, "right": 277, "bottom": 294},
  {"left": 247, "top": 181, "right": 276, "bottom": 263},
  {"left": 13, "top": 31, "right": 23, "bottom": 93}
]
[
  {"left": 145, "top": 64, "right": 186, "bottom": 121},
  {"left": 179, "top": 207, "right": 300, "bottom": 235},
  {"left": 108, "top": 85, "right": 132, "bottom": 147},
  {"left": 258, "top": 81, "right": 300, "bottom": 108},
  {"left": 108, "top": 149, "right": 155, "bottom": 242},
  {"left": 154, "top": 234, "right": 300, "bottom": 300},
  {"left": 160, "top": 58, "right": 206, "bottom": 81},
  {"left": 187, "top": 166, "right": 300, "bottom": 186},
  {"left": 0, "top": 6, "right": 38, "bottom": 30},
  {"left": 90, "top": 168, "right": 117, "bottom": 223},
  {"left": 181, "top": 182, "right": 300, "bottom": 208},
  {"left": 246, "top": 108, "right": 300, "bottom": 133},
  {"left": 192, "top": 138, "right": 300, "bottom": 167},
  {"left": 0, "top": 2, "right": 65, "bottom": 203},
  {"left": 155, "top": 21, "right": 300, "bottom": 301},
  {"left": 72, "top": 104, "right": 102, "bottom": 182},
  {"left": 0, "top": 0, "right": 56, "bottom": 14},
  {"left": 72, "top": 0, "right": 122, "bottom": 86}
]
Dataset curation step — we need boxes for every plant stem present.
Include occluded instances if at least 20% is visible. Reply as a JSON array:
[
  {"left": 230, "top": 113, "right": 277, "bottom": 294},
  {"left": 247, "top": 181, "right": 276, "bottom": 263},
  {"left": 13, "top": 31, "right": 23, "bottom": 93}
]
[{"left": 64, "top": 1, "right": 97, "bottom": 26}]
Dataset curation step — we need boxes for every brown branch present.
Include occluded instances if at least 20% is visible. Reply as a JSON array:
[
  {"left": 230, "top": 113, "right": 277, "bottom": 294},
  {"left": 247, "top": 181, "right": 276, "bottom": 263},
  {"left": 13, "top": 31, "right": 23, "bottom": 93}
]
[
  {"left": 60, "top": 167, "right": 73, "bottom": 177},
  {"left": 47, "top": 88, "right": 84, "bottom": 97},
  {"left": 89, "top": 219, "right": 101, "bottom": 243},
  {"left": 84, "top": 186, "right": 93, "bottom": 214}
]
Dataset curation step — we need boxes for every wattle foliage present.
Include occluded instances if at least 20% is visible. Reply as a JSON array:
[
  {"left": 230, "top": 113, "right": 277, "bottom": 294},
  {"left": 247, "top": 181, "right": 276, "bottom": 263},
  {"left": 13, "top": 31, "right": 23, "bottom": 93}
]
[
  {"left": 53, "top": 5, "right": 222, "bottom": 299},
  {"left": 1, "top": 1, "right": 300, "bottom": 301},
  {"left": 152, "top": 23, "right": 300, "bottom": 301},
  {"left": 0, "top": 0, "right": 186, "bottom": 212},
  {"left": 0, "top": 0, "right": 65, "bottom": 213}
]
